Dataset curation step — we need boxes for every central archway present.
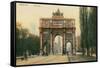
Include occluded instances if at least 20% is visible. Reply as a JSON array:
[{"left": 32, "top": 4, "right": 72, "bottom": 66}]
[{"left": 53, "top": 35, "right": 63, "bottom": 55}]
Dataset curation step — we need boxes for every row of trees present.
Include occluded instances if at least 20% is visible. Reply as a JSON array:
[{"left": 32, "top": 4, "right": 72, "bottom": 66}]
[
  {"left": 80, "top": 7, "right": 97, "bottom": 56},
  {"left": 16, "top": 23, "right": 40, "bottom": 57}
]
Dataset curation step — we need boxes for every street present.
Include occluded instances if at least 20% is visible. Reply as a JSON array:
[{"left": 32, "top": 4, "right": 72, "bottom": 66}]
[
  {"left": 16, "top": 54, "right": 69, "bottom": 65},
  {"left": 16, "top": 53, "right": 96, "bottom": 65}
]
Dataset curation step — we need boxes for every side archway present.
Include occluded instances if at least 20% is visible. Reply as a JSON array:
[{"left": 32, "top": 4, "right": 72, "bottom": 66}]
[{"left": 65, "top": 41, "right": 72, "bottom": 55}]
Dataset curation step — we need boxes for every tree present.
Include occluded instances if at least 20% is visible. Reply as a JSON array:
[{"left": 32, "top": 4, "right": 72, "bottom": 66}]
[
  {"left": 88, "top": 7, "right": 97, "bottom": 56},
  {"left": 80, "top": 7, "right": 97, "bottom": 56},
  {"left": 16, "top": 23, "right": 40, "bottom": 57},
  {"left": 80, "top": 7, "right": 87, "bottom": 56}
]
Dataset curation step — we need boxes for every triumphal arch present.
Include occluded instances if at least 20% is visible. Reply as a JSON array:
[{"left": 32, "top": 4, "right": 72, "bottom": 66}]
[{"left": 39, "top": 9, "right": 76, "bottom": 55}]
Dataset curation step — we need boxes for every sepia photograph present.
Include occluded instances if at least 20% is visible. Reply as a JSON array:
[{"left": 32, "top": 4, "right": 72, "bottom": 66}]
[{"left": 15, "top": 2, "right": 97, "bottom": 66}]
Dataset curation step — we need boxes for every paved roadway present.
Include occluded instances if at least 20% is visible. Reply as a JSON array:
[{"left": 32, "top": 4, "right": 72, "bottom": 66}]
[
  {"left": 16, "top": 54, "right": 69, "bottom": 65},
  {"left": 16, "top": 53, "right": 96, "bottom": 65}
]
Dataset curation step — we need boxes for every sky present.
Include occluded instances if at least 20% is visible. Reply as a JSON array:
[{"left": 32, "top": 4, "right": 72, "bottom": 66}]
[{"left": 16, "top": 3, "right": 80, "bottom": 36}]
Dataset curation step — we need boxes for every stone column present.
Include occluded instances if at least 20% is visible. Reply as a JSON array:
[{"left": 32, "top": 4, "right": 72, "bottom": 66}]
[
  {"left": 62, "top": 32, "right": 65, "bottom": 55},
  {"left": 50, "top": 33, "right": 53, "bottom": 55},
  {"left": 73, "top": 32, "right": 76, "bottom": 55},
  {"left": 40, "top": 32, "right": 43, "bottom": 55}
]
